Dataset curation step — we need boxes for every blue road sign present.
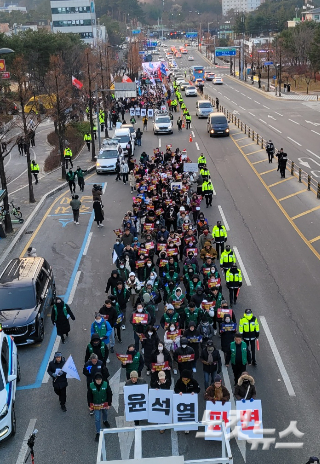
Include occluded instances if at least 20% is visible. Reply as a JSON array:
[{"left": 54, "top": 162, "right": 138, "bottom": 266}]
[
  {"left": 265, "top": 61, "right": 274, "bottom": 66},
  {"left": 186, "top": 32, "right": 198, "bottom": 38},
  {"left": 132, "top": 29, "right": 141, "bottom": 34},
  {"left": 273, "top": 75, "right": 276, "bottom": 79},
  {"left": 216, "top": 50, "right": 236, "bottom": 57}
]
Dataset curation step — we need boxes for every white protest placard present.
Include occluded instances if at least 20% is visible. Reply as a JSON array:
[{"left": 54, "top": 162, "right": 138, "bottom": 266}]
[
  {"left": 148, "top": 109, "right": 154, "bottom": 118},
  {"left": 161, "top": 105, "right": 167, "bottom": 112},
  {"left": 124, "top": 384, "right": 149, "bottom": 421},
  {"left": 130, "top": 108, "right": 135, "bottom": 116},
  {"left": 204, "top": 401, "right": 231, "bottom": 441},
  {"left": 141, "top": 109, "right": 146, "bottom": 117},
  {"left": 183, "top": 162, "right": 198, "bottom": 173},
  {"left": 173, "top": 393, "right": 198, "bottom": 431},
  {"left": 236, "top": 399, "right": 263, "bottom": 440},
  {"left": 148, "top": 389, "right": 173, "bottom": 424},
  {"left": 135, "top": 107, "right": 141, "bottom": 116},
  {"left": 171, "top": 182, "right": 182, "bottom": 191}
]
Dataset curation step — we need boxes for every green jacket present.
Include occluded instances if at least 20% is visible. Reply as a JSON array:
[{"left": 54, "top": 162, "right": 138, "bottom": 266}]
[
  {"left": 184, "top": 307, "right": 201, "bottom": 326},
  {"left": 87, "top": 341, "right": 107, "bottom": 359},
  {"left": 126, "top": 352, "right": 142, "bottom": 374},
  {"left": 66, "top": 172, "right": 75, "bottom": 182},
  {"left": 230, "top": 341, "right": 247, "bottom": 365},
  {"left": 89, "top": 381, "right": 111, "bottom": 404}
]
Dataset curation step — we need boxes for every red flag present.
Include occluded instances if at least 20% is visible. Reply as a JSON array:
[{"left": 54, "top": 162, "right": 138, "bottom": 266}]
[
  {"left": 157, "top": 67, "right": 162, "bottom": 81},
  {"left": 72, "top": 76, "right": 83, "bottom": 90},
  {"left": 122, "top": 74, "right": 133, "bottom": 83}
]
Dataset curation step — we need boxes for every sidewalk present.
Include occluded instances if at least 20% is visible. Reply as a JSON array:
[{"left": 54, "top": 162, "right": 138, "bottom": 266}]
[{"left": 0, "top": 124, "right": 101, "bottom": 267}]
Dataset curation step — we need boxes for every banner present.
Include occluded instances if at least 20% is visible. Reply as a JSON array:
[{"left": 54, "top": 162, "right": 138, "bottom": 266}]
[
  {"left": 236, "top": 400, "right": 263, "bottom": 440},
  {"left": 116, "top": 353, "right": 132, "bottom": 363},
  {"left": 142, "top": 61, "right": 168, "bottom": 77},
  {"left": 171, "top": 182, "right": 182, "bottom": 191},
  {"left": 151, "top": 361, "right": 170, "bottom": 372},
  {"left": 177, "top": 354, "right": 195, "bottom": 363},
  {"left": 186, "top": 335, "right": 202, "bottom": 343},
  {"left": 124, "top": 384, "right": 149, "bottom": 421},
  {"left": 132, "top": 313, "right": 149, "bottom": 324},
  {"left": 61, "top": 355, "right": 81, "bottom": 380},
  {"left": 72, "top": 76, "right": 83, "bottom": 90},
  {"left": 173, "top": 393, "right": 198, "bottom": 431},
  {"left": 183, "top": 163, "right": 198, "bottom": 173},
  {"left": 220, "top": 323, "right": 237, "bottom": 333},
  {"left": 148, "top": 389, "right": 173, "bottom": 424},
  {"left": 166, "top": 247, "right": 178, "bottom": 257},
  {"left": 204, "top": 401, "right": 231, "bottom": 441},
  {"left": 135, "top": 107, "right": 141, "bottom": 116}
]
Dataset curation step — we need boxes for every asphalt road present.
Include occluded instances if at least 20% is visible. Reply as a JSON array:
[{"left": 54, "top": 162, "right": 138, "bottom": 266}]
[{"left": 1, "top": 47, "right": 320, "bottom": 464}]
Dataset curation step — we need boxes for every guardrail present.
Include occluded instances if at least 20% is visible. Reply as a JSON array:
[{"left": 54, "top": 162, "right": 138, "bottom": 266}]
[{"left": 204, "top": 94, "right": 320, "bottom": 198}]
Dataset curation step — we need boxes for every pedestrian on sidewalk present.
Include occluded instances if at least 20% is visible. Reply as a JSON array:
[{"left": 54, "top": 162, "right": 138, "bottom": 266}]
[
  {"left": 70, "top": 194, "right": 81, "bottom": 224},
  {"left": 76, "top": 166, "right": 87, "bottom": 192},
  {"left": 51, "top": 297, "right": 75, "bottom": 344},
  {"left": 279, "top": 150, "right": 288, "bottom": 178},
  {"left": 120, "top": 160, "right": 129, "bottom": 184},
  {"left": 88, "top": 372, "right": 112, "bottom": 441},
  {"left": 93, "top": 198, "right": 104, "bottom": 227},
  {"left": 115, "top": 158, "right": 121, "bottom": 181},
  {"left": 47, "top": 351, "right": 68, "bottom": 412},
  {"left": 17, "top": 136, "right": 23, "bottom": 155},
  {"left": 266, "top": 140, "right": 274, "bottom": 164},
  {"left": 30, "top": 160, "right": 39, "bottom": 184},
  {"left": 64, "top": 146, "right": 73, "bottom": 169},
  {"left": 29, "top": 129, "right": 35, "bottom": 147},
  {"left": 66, "top": 168, "right": 76, "bottom": 194},
  {"left": 84, "top": 132, "right": 92, "bottom": 151}
]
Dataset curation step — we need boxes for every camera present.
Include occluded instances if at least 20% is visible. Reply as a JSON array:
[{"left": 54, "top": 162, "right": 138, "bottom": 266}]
[{"left": 93, "top": 184, "right": 102, "bottom": 191}]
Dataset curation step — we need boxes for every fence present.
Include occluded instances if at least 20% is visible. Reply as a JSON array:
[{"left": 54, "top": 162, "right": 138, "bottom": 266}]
[{"left": 204, "top": 94, "right": 320, "bottom": 199}]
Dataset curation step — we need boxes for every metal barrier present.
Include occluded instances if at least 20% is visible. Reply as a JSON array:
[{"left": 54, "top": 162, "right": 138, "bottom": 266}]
[{"left": 97, "top": 422, "right": 233, "bottom": 464}]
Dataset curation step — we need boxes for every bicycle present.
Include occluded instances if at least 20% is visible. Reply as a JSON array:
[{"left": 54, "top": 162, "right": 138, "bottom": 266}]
[{"left": 0, "top": 200, "right": 23, "bottom": 222}]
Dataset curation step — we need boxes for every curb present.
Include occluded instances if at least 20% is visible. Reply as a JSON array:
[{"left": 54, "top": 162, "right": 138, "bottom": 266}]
[{"left": 0, "top": 164, "right": 96, "bottom": 269}]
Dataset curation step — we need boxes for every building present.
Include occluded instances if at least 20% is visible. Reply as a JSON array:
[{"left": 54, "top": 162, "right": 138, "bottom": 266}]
[
  {"left": 50, "top": 0, "right": 98, "bottom": 44},
  {"left": 301, "top": 7, "right": 320, "bottom": 21},
  {"left": 0, "top": 4, "right": 27, "bottom": 13},
  {"left": 222, "top": 0, "right": 263, "bottom": 16}
]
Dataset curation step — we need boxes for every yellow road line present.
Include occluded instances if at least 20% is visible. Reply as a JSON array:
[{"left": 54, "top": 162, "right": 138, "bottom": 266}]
[
  {"left": 247, "top": 149, "right": 265, "bottom": 156},
  {"left": 260, "top": 168, "right": 277, "bottom": 175},
  {"left": 230, "top": 134, "right": 320, "bottom": 261},
  {"left": 20, "top": 173, "right": 96, "bottom": 257},
  {"left": 268, "top": 177, "right": 294, "bottom": 188},
  {"left": 278, "top": 189, "right": 307, "bottom": 202},
  {"left": 252, "top": 159, "right": 268, "bottom": 165},
  {"left": 310, "top": 235, "right": 320, "bottom": 244},
  {"left": 234, "top": 136, "right": 248, "bottom": 141},
  {"left": 291, "top": 205, "right": 320, "bottom": 220},
  {"left": 239, "top": 142, "right": 256, "bottom": 148}
]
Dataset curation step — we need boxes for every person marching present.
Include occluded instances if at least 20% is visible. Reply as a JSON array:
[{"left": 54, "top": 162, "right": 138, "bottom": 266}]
[
  {"left": 88, "top": 372, "right": 113, "bottom": 441},
  {"left": 238, "top": 309, "right": 260, "bottom": 366},
  {"left": 225, "top": 333, "right": 249, "bottom": 386},
  {"left": 47, "top": 351, "right": 68, "bottom": 412},
  {"left": 211, "top": 220, "right": 227, "bottom": 259},
  {"left": 198, "top": 153, "right": 207, "bottom": 169},
  {"left": 220, "top": 245, "right": 236, "bottom": 275},
  {"left": 76, "top": 166, "right": 87, "bottom": 192},
  {"left": 66, "top": 168, "right": 76, "bottom": 194},
  {"left": 51, "top": 297, "right": 75, "bottom": 344},
  {"left": 202, "top": 177, "right": 214, "bottom": 208},
  {"left": 226, "top": 263, "right": 242, "bottom": 307},
  {"left": 266, "top": 139, "right": 275, "bottom": 164}
]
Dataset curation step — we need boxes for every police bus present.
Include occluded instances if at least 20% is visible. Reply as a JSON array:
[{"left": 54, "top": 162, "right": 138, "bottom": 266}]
[{"left": 189, "top": 66, "right": 205, "bottom": 82}]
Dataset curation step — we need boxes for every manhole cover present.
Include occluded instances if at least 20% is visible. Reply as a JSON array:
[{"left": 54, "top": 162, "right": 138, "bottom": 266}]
[{"left": 25, "top": 231, "right": 33, "bottom": 234}]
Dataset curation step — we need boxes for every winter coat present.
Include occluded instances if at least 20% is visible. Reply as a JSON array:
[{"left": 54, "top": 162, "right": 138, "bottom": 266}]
[
  {"left": 234, "top": 373, "right": 257, "bottom": 400},
  {"left": 93, "top": 200, "right": 104, "bottom": 222},
  {"left": 200, "top": 243, "right": 218, "bottom": 261},
  {"left": 150, "top": 348, "right": 173, "bottom": 384},
  {"left": 90, "top": 319, "right": 113, "bottom": 344},
  {"left": 174, "top": 377, "right": 200, "bottom": 394},
  {"left": 184, "top": 327, "right": 201, "bottom": 360},
  {"left": 92, "top": 187, "right": 102, "bottom": 201},
  {"left": 142, "top": 332, "right": 159, "bottom": 366},
  {"left": 70, "top": 198, "right": 81, "bottom": 210},
  {"left": 173, "top": 345, "right": 195, "bottom": 372},
  {"left": 129, "top": 173, "right": 136, "bottom": 188},
  {"left": 130, "top": 309, "right": 151, "bottom": 333},
  {"left": 51, "top": 301, "right": 75, "bottom": 336},
  {"left": 106, "top": 271, "right": 123, "bottom": 294},
  {"left": 47, "top": 358, "right": 68, "bottom": 389},
  {"left": 82, "top": 360, "right": 109, "bottom": 386},
  {"left": 198, "top": 234, "right": 213, "bottom": 252},
  {"left": 200, "top": 348, "right": 221, "bottom": 374},
  {"left": 113, "top": 286, "right": 130, "bottom": 309},
  {"left": 122, "top": 232, "right": 134, "bottom": 246},
  {"left": 84, "top": 334, "right": 109, "bottom": 364},
  {"left": 120, "top": 162, "right": 129, "bottom": 174},
  {"left": 113, "top": 243, "right": 124, "bottom": 260},
  {"left": 204, "top": 384, "right": 230, "bottom": 403},
  {"left": 99, "top": 305, "right": 118, "bottom": 328},
  {"left": 150, "top": 378, "right": 171, "bottom": 389}
]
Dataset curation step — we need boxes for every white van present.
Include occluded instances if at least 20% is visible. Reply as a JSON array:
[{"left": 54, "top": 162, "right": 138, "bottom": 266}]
[
  {"left": 114, "top": 128, "right": 134, "bottom": 154},
  {"left": 196, "top": 100, "right": 214, "bottom": 119}
]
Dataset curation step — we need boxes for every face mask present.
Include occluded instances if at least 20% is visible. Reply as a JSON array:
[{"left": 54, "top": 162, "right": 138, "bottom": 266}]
[
  {"left": 225, "top": 318, "right": 231, "bottom": 323},
  {"left": 95, "top": 318, "right": 101, "bottom": 324},
  {"left": 137, "top": 307, "right": 143, "bottom": 313},
  {"left": 207, "top": 347, "right": 214, "bottom": 352},
  {"left": 158, "top": 346, "right": 163, "bottom": 351},
  {"left": 181, "top": 344, "right": 187, "bottom": 349},
  {"left": 147, "top": 264, "right": 151, "bottom": 267},
  {"left": 116, "top": 241, "right": 120, "bottom": 245},
  {"left": 120, "top": 265, "right": 124, "bottom": 268},
  {"left": 170, "top": 326, "right": 175, "bottom": 332},
  {"left": 209, "top": 310, "right": 215, "bottom": 317},
  {"left": 148, "top": 332, "right": 153, "bottom": 336}
]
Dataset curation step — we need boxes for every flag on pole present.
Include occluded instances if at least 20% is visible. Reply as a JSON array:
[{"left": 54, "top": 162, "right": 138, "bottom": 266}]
[
  {"left": 113, "top": 249, "right": 118, "bottom": 264},
  {"left": 62, "top": 355, "right": 81, "bottom": 380},
  {"left": 122, "top": 74, "right": 133, "bottom": 83},
  {"left": 72, "top": 76, "right": 83, "bottom": 90}
]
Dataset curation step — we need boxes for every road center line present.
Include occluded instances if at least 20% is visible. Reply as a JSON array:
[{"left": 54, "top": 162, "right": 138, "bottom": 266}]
[
  {"left": 247, "top": 96, "right": 252, "bottom": 99},
  {"left": 217, "top": 205, "right": 230, "bottom": 231},
  {"left": 239, "top": 106, "right": 246, "bottom": 110},
  {"left": 259, "top": 119, "right": 267, "bottom": 124},
  {"left": 311, "top": 129, "right": 320, "bottom": 136},
  {"left": 269, "top": 125, "right": 282, "bottom": 134},
  {"left": 260, "top": 316, "right": 296, "bottom": 397},
  {"left": 225, "top": 96, "right": 230, "bottom": 100},
  {"left": 275, "top": 111, "right": 283, "bottom": 116},
  {"left": 263, "top": 105, "right": 270, "bottom": 109},
  {"left": 83, "top": 231, "right": 93, "bottom": 256},
  {"left": 158, "top": 137, "right": 161, "bottom": 147},
  {"left": 233, "top": 246, "right": 252, "bottom": 286},
  {"left": 254, "top": 100, "right": 261, "bottom": 104},
  {"left": 287, "top": 136, "right": 301, "bottom": 146},
  {"left": 249, "top": 112, "right": 255, "bottom": 117},
  {"left": 68, "top": 270, "right": 81, "bottom": 305},
  {"left": 288, "top": 119, "right": 299, "bottom": 125},
  {"left": 16, "top": 419, "right": 37, "bottom": 464}
]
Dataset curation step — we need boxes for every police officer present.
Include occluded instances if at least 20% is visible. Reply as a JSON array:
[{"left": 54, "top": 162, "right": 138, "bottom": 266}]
[
  {"left": 266, "top": 139, "right": 275, "bottom": 163},
  {"left": 47, "top": 351, "right": 68, "bottom": 412},
  {"left": 64, "top": 146, "right": 73, "bottom": 169},
  {"left": 185, "top": 112, "right": 191, "bottom": 129},
  {"left": 199, "top": 165, "right": 210, "bottom": 179},
  {"left": 226, "top": 263, "right": 242, "bottom": 307},
  {"left": 198, "top": 154, "right": 207, "bottom": 168},
  {"left": 239, "top": 309, "right": 259, "bottom": 366},
  {"left": 220, "top": 245, "right": 236, "bottom": 274},
  {"left": 202, "top": 177, "right": 214, "bottom": 208},
  {"left": 99, "top": 110, "right": 105, "bottom": 132},
  {"left": 279, "top": 149, "right": 288, "bottom": 178},
  {"left": 30, "top": 160, "right": 39, "bottom": 184},
  {"left": 211, "top": 220, "right": 227, "bottom": 259},
  {"left": 84, "top": 132, "right": 92, "bottom": 151}
]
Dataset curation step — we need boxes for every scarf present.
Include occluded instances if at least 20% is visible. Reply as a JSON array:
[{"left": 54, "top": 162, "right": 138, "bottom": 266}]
[
  {"left": 214, "top": 386, "right": 223, "bottom": 400},
  {"left": 182, "top": 378, "right": 190, "bottom": 386}
]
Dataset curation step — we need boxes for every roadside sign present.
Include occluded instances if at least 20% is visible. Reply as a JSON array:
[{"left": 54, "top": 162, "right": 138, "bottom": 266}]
[
  {"left": 265, "top": 61, "right": 273, "bottom": 66},
  {"left": 132, "top": 29, "right": 141, "bottom": 34},
  {"left": 1, "top": 72, "right": 10, "bottom": 79},
  {"left": 186, "top": 32, "right": 198, "bottom": 38},
  {"left": 215, "top": 48, "right": 236, "bottom": 57},
  {"left": 273, "top": 75, "right": 276, "bottom": 79},
  {"left": 0, "top": 59, "right": 5, "bottom": 72}
]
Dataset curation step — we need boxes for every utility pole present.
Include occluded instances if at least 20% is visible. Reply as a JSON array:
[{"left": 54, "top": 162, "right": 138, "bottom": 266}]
[
  {"left": 267, "top": 48, "right": 270, "bottom": 92},
  {"left": 279, "top": 44, "right": 282, "bottom": 97},
  {"left": 86, "top": 50, "right": 96, "bottom": 161},
  {"left": 0, "top": 147, "right": 13, "bottom": 233}
]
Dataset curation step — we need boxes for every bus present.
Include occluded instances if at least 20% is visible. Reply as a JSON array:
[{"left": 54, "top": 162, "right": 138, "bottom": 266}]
[{"left": 189, "top": 66, "right": 205, "bottom": 82}]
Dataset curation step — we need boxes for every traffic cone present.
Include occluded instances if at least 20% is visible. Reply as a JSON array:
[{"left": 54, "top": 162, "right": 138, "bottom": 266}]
[
  {"left": 189, "top": 133, "right": 193, "bottom": 142},
  {"left": 182, "top": 121, "right": 185, "bottom": 128}
]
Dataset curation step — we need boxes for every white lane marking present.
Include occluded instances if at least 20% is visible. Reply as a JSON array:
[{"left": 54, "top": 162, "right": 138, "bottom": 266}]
[
  {"left": 116, "top": 416, "right": 135, "bottom": 459},
  {"left": 307, "top": 149, "right": 320, "bottom": 161},
  {"left": 220, "top": 352, "right": 246, "bottom": 462},
  {"left": 217, "top": 205, "right": 230, "bottom": 231},
  {"left": 195, "top": 142, "right": 200, "bottom": 151},
  {"left": 192, "top": 131, "right": 195, "bottom": 138},
  {"left": 8, "top": 168, "right": 28, "bottom": 186},
  {"left": 109, "top": 368, "right": 121, "bottom": 413},
  {"left": 311, "top": 129, "right": 320, "bottom": 136},
  {"left": 83, "top": 232, "right": 93, "bottom": 256},
  {"left": 102, "top": 181, "right": 107, "bottom": 194},
  {"left": 68, "top": 270, "right": 81, "bottom": 305},
  {"left": 241, "top": 92, "right": 246, "bottom": 96},
  {"left": 269, "top": 125, "right": 282, "bottom": 133},
  {"left": 288, "top": 119, "right": 299, "bottom": 125},
  {"left": 248, "top": 112, "right": 255, "bottom": 117},
  {"left": 212, "top": 186, "right": 216, "bottom": 196},
  {"left": 16, "top": 419, "right": 37, "bottom": 464},
  {"left": 239, "top": 106, "right": 246, "bottom": 110},
  {"left": 231, "top": 101, "right": 238, "bottom": 105},
  {"left": 275, "top": 111, "right": 283, "bottom": 116},
  {"left": 42, "top": 336, "right": 61, "bottom": 383},
  {"left": 260, "top": 316, "right": 296, "bottom": 397},
  {"left": 234, "top": 89, "right": 240, "bottom": 93},
  {"left": 287, "top": 136, "right": 301, "bottom": 146},
  {"left": 171, "top": 428, "right": 179, "bottom": 455},
  {"left": 259, "top": 119, "right": 267, "bottom": 124},
  {"left": 263, "top": 105, "right": 270, "bottom": 109},
  {"left": 233, "top": 246, "right": 252, "bottom": 286},
  {"left": 159, "top": 137, "right": 161, "bottom": 148},
  {"left": 225, "top": 96, "right": 230, "bottom": 100},
  {"left": 247, "top": 96, "right": 252, "bottom": 99},
  {"left": 254, "top": 100, "right": 261, "bottom": 104},
  {"left": 4, "top": 152, "right": 11, "bottom": 168}
]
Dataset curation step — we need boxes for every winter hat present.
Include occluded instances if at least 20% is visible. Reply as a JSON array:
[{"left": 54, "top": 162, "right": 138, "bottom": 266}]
[
  {"left": 143, "top": 293, "right": 151, "bottom": 303},
  {"left": 129, "top": 272, "right": 136, "bottom": 277},
  {"left": 54, "top": 351, "right": 62, "bottom": 358},
  {"left": 188, "top": 321, "right": 195, "bottom": 328},
  {"left": 147, "top": 280, "right": 153, "bottom": 286},
  {"left": 214, "top": 374, "right": 222, "bottom": 383},
  {"left": 166, "top": 304, "right": 174, "bottom": 311},
  {"left": 158, "top": 371, "right": 166, "bottom": 380},
  {"left": 130, "top": 370, "right": 139, "bottom": 379},
  {"left": 181, "top": 369, "right": 192, "bottom": 379},
  {"left": 180, "top": 337, "right": 188, "bottom": 345},
  {"left": 245, "top": 309, "right": 252, "bottom": 315},
  {"left": 94, "top": 372, "right": 103, "bottom": 380}
]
